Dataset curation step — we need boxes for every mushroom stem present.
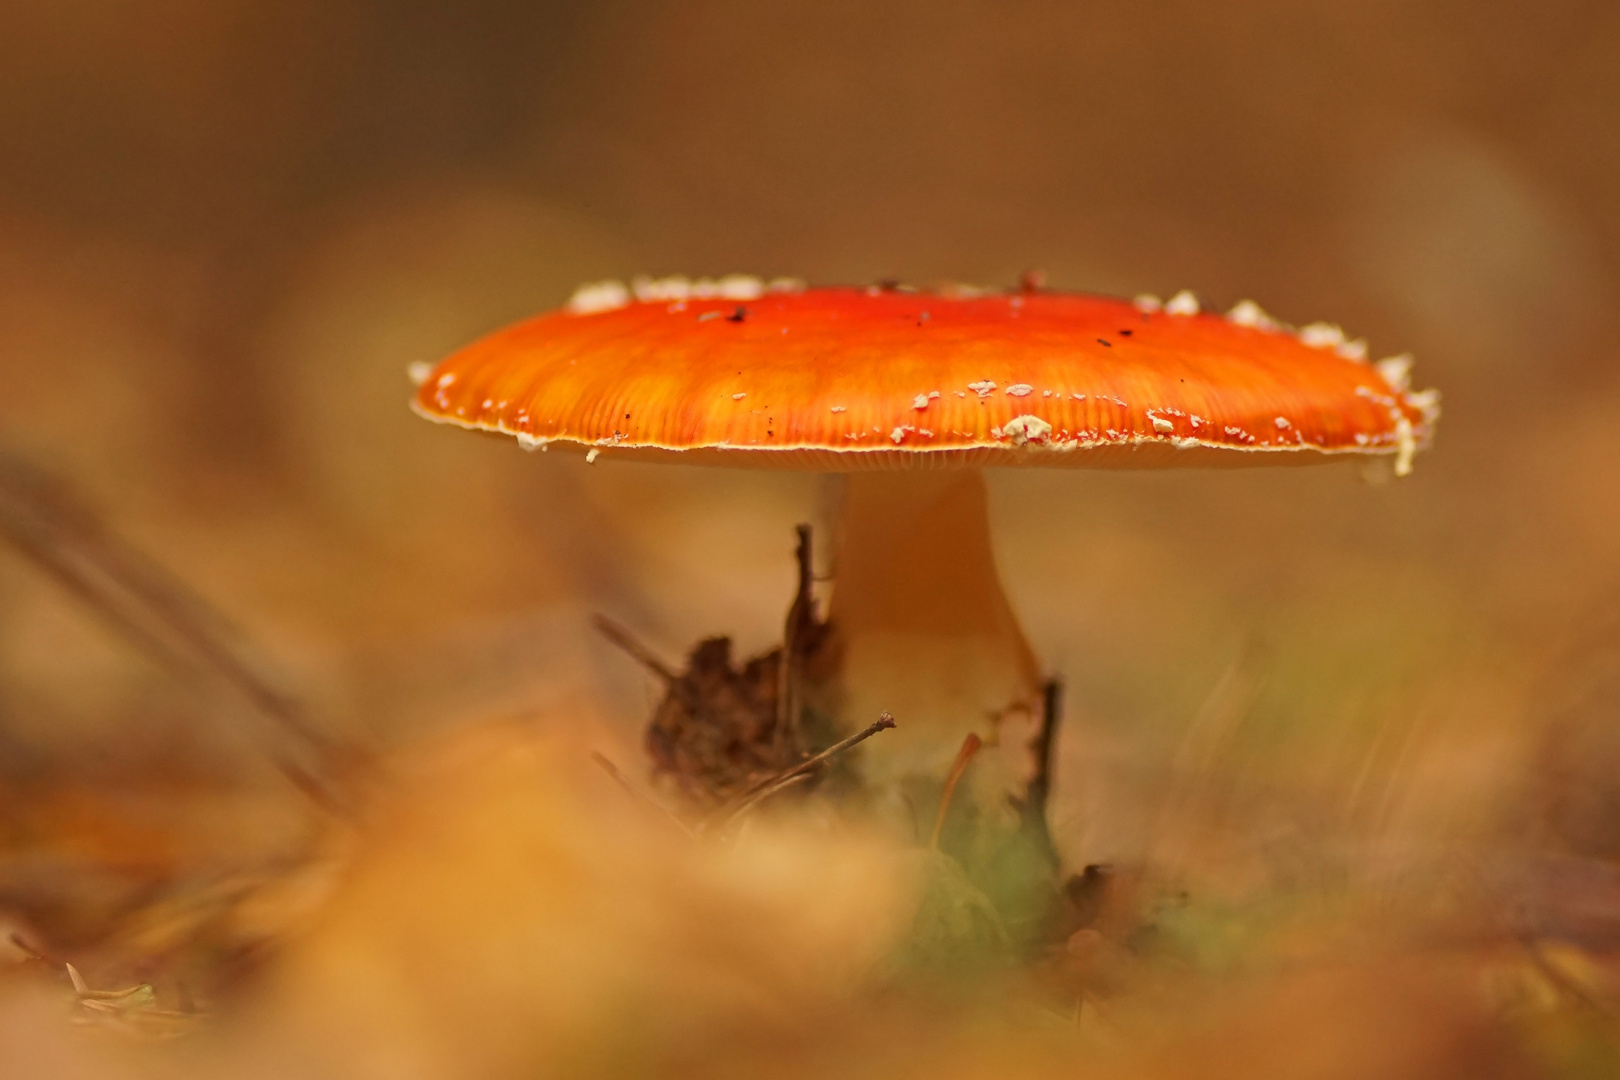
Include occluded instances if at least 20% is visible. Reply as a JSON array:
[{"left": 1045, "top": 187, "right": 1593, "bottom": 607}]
[{"left": 815, "top": 470, "right": 1044, "bottom": 829}]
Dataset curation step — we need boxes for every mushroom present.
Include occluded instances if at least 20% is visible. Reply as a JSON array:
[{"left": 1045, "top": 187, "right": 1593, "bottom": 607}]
[{"left": 410, "top": 277, "right": 1438, "bottom": 834}]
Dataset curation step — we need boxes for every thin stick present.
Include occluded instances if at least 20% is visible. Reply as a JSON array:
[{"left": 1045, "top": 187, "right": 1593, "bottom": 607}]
[
  {"left": 710, "top": 712, "right": 897, "bottom": 828},
  {"left": 591, "top": 613, "right": 719, "bottom": 733},
  {"left": 591, "top": 614, "right": 679, "bottom": 683},
  {"left": 1027, "top": 680, "right": 1061, "bottom": 818},
  {"left": 929, "top": 732, "right": 983, "bottom": 850},
  {"left": 591, "top": 751, "right": 694, "bottom": 837},
  {"left": 726, "top": 772, "right": 814, "bottom": 824},
  {"left": 0, "top": 451, "right": 346, "bottom": 812},
  {"left": 727, "top": 711, "right": 895, "bottom": 807},
  {"left": 773, "top": 524, "right": 816, "bottom": 760},
  {"left": 1017, "top": 679, "right": 1063, "bottom": 864},
  {"left": 8, "top": 933, "right": 49, "bottom": 963}
]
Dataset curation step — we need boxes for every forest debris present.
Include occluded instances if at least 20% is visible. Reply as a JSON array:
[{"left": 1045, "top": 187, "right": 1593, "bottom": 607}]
[
  {"left": 642, "top": 635, "right": 788, "bottom": 805},
  {"left": 590, "top": 752, "right": 693, "bottom": 838},
  {"left": 774, "top": 524, "right": 818, "bottom": 759},
  {"left": 709, "top": 713, "right": 898, "bottom": 831},
  {"left": 65, "top": 962, "right": 198, "bottom": 1038},
  {"left": 590, "top": 615, "right": 680, "bottom": 683},
  {"left": 1013, "top": 680, "right": 1063, "bottom": 853},
  {"left": 929, "top": 733, "right": 983, "bottom": 850},
  {"left": 609, "top": 525, "right": 831, "bottom": 808}
]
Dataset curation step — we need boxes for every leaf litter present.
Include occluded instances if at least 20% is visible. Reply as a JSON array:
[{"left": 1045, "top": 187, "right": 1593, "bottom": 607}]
[{"left": 0, "top": 455, "right": 1616, "bottom": 1079}]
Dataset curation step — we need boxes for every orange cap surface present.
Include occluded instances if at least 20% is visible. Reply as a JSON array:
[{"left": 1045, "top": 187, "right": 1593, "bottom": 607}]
[{"left": 411, "top": 280, "right": 1437, "bottom": 473}]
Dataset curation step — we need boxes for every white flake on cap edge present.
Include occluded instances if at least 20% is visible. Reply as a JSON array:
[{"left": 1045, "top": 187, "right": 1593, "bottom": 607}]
[
  {"left": 1001, "top": 415, "right": 1053, "bottom": 446},
  {"left": 1165, "top": 290, "right": 1200, "bottom": 316},
  {"left": 568, "top": 280, "right": 631, "bottom": 314},
  {"left": 570, "top": 274, "right": 806, "bottom": 314}
]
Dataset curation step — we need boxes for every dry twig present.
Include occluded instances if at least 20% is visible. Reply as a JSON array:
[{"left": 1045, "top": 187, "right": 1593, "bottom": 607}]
[
  {"left": 0, "top": 451, "right": 349, "bottom": 812},
  {"left": 773, "top": 524, "right": 817, "bottom": 759},
  {"left": 590, "top": 751, "right": 694, "bottom": 838},
  {"left": 590, "top": 614, "right": 680, "bottom": 683},
  {"left": 709, "top": 712, "right": 898, "bottom": 830},
  {"left": 930, "top": 732, "right": 983, "bottom": 850}
]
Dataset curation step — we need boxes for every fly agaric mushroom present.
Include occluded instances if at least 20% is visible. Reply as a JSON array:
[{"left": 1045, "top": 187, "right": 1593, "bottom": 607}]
[{"left": 410, "top": 276, "right": 1438, "bottom": 837}]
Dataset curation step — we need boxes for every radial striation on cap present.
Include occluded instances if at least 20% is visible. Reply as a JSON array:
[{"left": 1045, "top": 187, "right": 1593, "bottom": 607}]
[{"left": 411, "top": 280, "right": 1438, "bottom": 473}]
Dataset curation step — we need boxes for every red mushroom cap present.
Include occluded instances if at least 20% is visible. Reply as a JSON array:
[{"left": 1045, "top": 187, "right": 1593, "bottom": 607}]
[{"left": 411, "top": 279, "right": 1437, "bottom": 473}]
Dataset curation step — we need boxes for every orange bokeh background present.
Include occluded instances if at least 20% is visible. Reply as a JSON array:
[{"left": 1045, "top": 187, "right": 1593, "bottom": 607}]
[{"left": 1, "top": 3, "right": 1618, "bottom": 1076}]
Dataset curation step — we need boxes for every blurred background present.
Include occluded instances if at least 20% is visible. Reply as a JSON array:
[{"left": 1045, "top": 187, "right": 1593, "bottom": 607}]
[{"left": 1, "top": 1, "right": 1619, "bottom": 1075}]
